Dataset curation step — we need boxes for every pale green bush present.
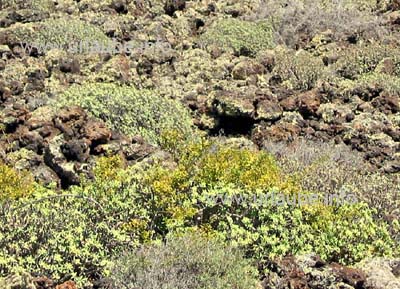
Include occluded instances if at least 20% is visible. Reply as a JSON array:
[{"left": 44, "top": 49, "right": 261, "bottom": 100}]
[
  {"left": 17, "top": 18, "right": 111, "bottom": 54},
  {"left": 0, "top": 156, "right": 142, "bottom": 287},
  {"left": 250, "top": 0, "right": 387, "bottom": 48},
  {"left": 111, "top": 233, "right": 259, "bottom": 289},
  {"left": 272, "top": 48, "right": 329, "bottom": 90},
  {"left": 264, "top": 139, "right": 400, "bottom": 218},
  {"left": 58, "top": 83, "right": 194, "bottom": 145},
  {"left": 199, "top": 18, "right": 275, "bottom": 56},
  {"left": 1, "top": 0, "right": 54, "bottom": 11},
  {"left": 334, "top": 43, "right": 400, "bottom": 79},
  {"left": 135, "top": 133, "right": 398, "bottom": 264}
]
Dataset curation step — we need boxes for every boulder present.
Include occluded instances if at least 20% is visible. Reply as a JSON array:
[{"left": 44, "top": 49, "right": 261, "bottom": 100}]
[
  {"left": 356, "top": 258, "right": 400, "bottom": 289},
  {"left": 232, "top": 59, "right": 265, "bottom": 80}
]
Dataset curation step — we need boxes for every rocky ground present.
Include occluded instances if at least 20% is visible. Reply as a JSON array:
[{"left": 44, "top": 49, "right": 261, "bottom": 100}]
[
  {"left": 2, "top": 255, "right": 400, "bottom": 289},
  {"left": 0, "top": 0, "right": 399, "bottom": 288},
  {"left": 1, "top": 0, "right": 399, "bottom": 187}
]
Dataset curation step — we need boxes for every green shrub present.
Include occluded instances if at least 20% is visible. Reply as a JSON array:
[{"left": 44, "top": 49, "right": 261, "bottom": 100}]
[
  {"left": 18, "top": 18, "right": 111, "bottom": 54},
  {"left": 110, "top": 233, "right": 259, "bottom": 289},
  {"left": 340, "top": 73, "right": 400, "bottom": 96},
  {"left": 58, "top": 83, "right": 194, "bottom": 145},
  {"left": 272, "top": 48, "right": 328, "bottom": 90},
  {"left": 133, "top": 134, "right": 398, "bottom": 264},
  {"left": 334, "top": 43, "right": 400, "bottom": 79},
  {"left": 1, "top": 139, "right": 397, "bottom": 287},
  {"left": 0, "top": 0, "right": 54, "bottom": 11},
  {"left": 199, "top": 18, "right": 275, "bottom": 56},
  {"left": 0, "top": 156, "right": 145, "bottom": 287},
  {"left": 0, "top": 162, "right": 34, "bottom": 202}
]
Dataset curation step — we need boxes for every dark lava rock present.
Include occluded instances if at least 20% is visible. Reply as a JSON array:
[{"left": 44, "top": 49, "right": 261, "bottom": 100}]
[
  {"left": 330, "top": 263, "right": 366, "bottom": 289},
  {"left": 33, "top": 276, "right": 55, "bottom": 289},
  {"left": 110, "top": 0, "right": 128, "bottom": 14},
  {"left": 0, "top": 103, "right": 155, "bottom": 188},
  {"left": 59, "top": 58, "right": 80, "bottom": 74},
  {"left": 61, "top": 140, "right": 90, "bottom": 162},
  {"left": 297, "top": 90, "right": 321, "bottom": 118},
  {"left": 164, "top": 0, "right": 186, "bottom": 16},
  {"left": 232, "top": 59, "right": 265, "bottom": 80},
  {"left": 0, "top": 59, "right": 5, "bottom": 70}
]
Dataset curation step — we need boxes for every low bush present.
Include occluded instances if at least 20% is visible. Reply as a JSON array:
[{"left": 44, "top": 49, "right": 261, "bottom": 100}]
[
  {"left": 0, "top": 156, "right": 143, "bottom": 287},
  {"left": 0, "top": 137, "right": 398, "bottom": 286},
  {"left": 0, "top": 0, "right": 54, "bottom": 11},
  {"left": 334, "top": 43, "right": 400, "bottom": 79},
  {"left": 134, "top": 132, "right": 398, "bottom": 264},
  {"left": 250, "top": 0, "right": 387, "bottom": 48},
  {"left": 198, "top": 18, "right": 275, "bottom": 56},
  {"left": 58, "top": 83, "right": 194, "bottom": 145},
  {"left": 0, "top": 162, "right": 34, "bottom": 202},
  {"left": 18, "top": 18, "right": 111, "bottom": 54},
  {"left": 264, "top": 139, "right": 400, "bottom": 218},
  {"left": 272, "top": 48, "right": 328, "bottom": 90},
  {"left": 110, "top": 233, "right": 259, "bottom": 289},
  {"left": 340, "top": 73, "right": 400, "bottom": 96}
]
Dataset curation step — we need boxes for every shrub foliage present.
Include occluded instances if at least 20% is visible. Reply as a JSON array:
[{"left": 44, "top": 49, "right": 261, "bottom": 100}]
[
  {"left": 58, "top": 83, "right": 194, "bottom": 145},
  {"left": 251, "top": 0, "right": 387, "bottom": 48},
  {"left": 0, "top": 162, "right": 33, "bottom": 202},
  {"left": 111, "top": 233, "right": 259, "bottom": 289},
  {"left": 0, "top": 135, "right": 398, "bottom": 286},
  {"left": 199, "top": 18, "right": 275, "bottom": 56}
]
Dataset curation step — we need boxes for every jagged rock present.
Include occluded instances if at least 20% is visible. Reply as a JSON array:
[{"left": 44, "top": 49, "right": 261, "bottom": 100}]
[
  {"left": 382, "top": 158, "right": 400, "bottom": 173},
  {"left": 61, "top": 139, "right": 90, "bottom": 162},
  {"left": 330, "top": 263, "right": 366, "bottom": 288},
  {"left": 121, "top": 142, "right": 154, "bottom": 161},
  {"left": 6, "top": 148, "right": 42, "bottom": 170},
  {"left": 110, "top": 0, "right": 128, "bottom": 14},
  {"left": 0, "top": 45, "right": 12, "bottom": 57},
  {"left": 55, "top": 281, "right": 77, "bottom": 289},
  {"left": 297, "top": 90, "right": 321, "bottom": 118},
  {"left": 262, "top": 255, "right": 400, "bottom": 289},
  {"left": 18, "top": 128, "right": 44, "bottom": 153},
  {"left": 164, "top": 0, "right": 187, "bottom": 16},
  {"left": 84, "top": 120, "right": 112, "bottom": 147},
  {"left": 9, "top": 80, "right": 24, "bottom": 95},
  {"left": 387, "top": 11, "right": 400, "bottom": 25},
  {"left": 44, "top": 135, "right": 80, "bottom": 188},
  {"left": 317, "top": 103, "right": 352, "bottom": 125},
  {"left": 1, "top": 105, "right": 30, "bottom": 133},
  {"left": 256, "top": 99, "right": 283, "bottom": 121},
  {"left": 257, "top": 49, "right": 276, "bottom": 72},
  {"left": 0, "top": 59, "right": 5, "bottom": 71},
  {"left": 279, "top": 95, "right": 298, "bottom": 111},
  {"left": 53, "top": 106, "right": 87, "bottom": 138},
  {"left": 0, "top": 100, "right": 156, "bottom": 187},
  {"left": 261, "top": 254, "right": 370, "bottom": 289},
  {"left": 33, "top": 276, "right": 54, "bottom": 289},
  {"left": 0, "top": 272, "right": 36, "bottom": 289},
  {"left": 371, "top": 91, "right": 400, "bottom": 114},
  {"left": 232, "top": 59, "right": 265, "bottom": 80},
  {"left": 252, "top": 122, "right": 301, "bottom": 144},
  {"left": 211, "top": 90, "right": 255, "bottom": 118},
  {"left": 59, "top": 58, "right": 80, "bottom": 74},
  {"left": 34, "top": 164, "right": 60, "bottom": 186},
  {"left": 356, "top": 258, "right": 400, "bottom": 289}
]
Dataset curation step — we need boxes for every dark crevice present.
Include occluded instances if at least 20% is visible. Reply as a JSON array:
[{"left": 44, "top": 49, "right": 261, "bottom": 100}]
[{"left": 209, "top": 114, "right": 256, "bottom": 136}]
